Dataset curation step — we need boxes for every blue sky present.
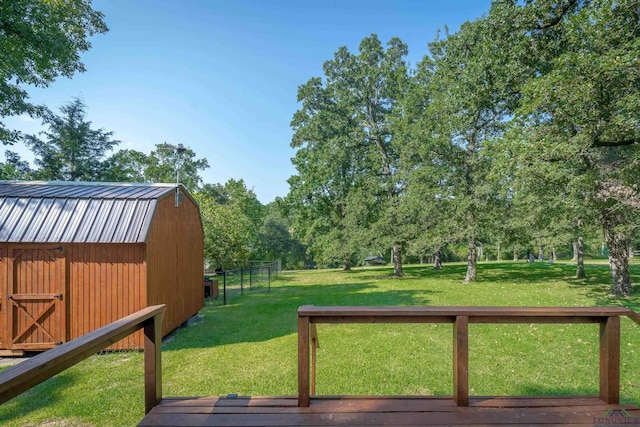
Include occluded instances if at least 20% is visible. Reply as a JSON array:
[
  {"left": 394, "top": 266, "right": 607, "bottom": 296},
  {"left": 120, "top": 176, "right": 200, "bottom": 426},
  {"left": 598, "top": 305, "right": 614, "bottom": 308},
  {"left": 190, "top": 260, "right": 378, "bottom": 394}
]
[{"left": 6, "top": 0, "right": 492, "bottom": 203}]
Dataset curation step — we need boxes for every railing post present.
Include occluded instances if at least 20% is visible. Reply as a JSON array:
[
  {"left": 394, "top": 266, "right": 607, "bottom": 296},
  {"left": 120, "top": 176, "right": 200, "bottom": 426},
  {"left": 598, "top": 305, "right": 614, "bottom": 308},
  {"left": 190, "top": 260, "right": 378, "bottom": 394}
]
[
  {"left": 599, "top": 315, "right": 620, "bottom": 404},
  {"left": 453, "top": 315, "right": 469, "bottom": 406},
  {"left": 144, "top": 310, "right": 163, "bottom": 414},
  {"left": 298, "top": 312, "right": 310, "bottom": 407},
  {"left": 310, "top": 324, "right": 318, "bottom": 395}
]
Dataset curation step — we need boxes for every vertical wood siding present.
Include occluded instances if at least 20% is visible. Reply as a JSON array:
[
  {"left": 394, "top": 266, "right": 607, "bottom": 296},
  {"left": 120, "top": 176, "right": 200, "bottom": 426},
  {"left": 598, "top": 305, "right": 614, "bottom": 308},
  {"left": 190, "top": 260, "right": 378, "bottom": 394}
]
[
  {"left": 1, "top": 245, "right": 65, "bottom": 350},
  {"left": 146, "top": 191, "right": 204, "bottom": 336},
  {"left": 0, "top": 245, "right": 6, "bottom": 348},
  {"left": 66, "top": 243, "right": 146, "bottom": 349},
  {"left": 0, "top": 188, "right": 203, "bottom": 352}
]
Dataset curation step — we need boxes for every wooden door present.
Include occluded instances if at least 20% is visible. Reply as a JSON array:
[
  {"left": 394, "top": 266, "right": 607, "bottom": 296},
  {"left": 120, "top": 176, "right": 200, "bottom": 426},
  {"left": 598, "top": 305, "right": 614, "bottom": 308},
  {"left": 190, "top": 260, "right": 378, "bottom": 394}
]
[{"left": 7, "top": 246, "right": 66, "bottom": 350}]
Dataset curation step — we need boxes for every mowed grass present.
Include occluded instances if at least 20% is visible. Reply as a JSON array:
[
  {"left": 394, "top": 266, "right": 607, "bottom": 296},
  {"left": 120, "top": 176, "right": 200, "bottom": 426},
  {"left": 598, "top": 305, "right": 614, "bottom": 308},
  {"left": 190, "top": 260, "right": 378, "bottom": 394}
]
[{"left": 1, "top": 261, "right": 639, "bottom": 426}]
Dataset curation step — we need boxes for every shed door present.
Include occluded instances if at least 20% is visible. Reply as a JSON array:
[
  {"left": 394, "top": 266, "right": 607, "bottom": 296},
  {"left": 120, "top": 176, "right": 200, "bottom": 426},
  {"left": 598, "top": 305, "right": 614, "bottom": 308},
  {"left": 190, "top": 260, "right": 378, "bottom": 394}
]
[{"left": 7, "top": 246, "right": 66, "bottom": 350}]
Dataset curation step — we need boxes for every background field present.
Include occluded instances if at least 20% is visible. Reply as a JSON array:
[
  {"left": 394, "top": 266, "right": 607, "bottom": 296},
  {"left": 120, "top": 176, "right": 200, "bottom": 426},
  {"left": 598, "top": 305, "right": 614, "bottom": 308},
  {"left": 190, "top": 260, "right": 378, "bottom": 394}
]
[{"left": 1, "top": 261, "right": 639, "bottom": 426}]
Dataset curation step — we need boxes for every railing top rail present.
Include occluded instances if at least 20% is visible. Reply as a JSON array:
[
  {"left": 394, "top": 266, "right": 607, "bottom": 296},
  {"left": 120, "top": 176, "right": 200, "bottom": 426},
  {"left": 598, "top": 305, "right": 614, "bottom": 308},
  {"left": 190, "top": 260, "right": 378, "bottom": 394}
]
[
  {"left": 0, "top": 304, "right": 166, "bottom": 405},
  {"left": 298, "top": 305, "right": 639, "bottom": 323}
]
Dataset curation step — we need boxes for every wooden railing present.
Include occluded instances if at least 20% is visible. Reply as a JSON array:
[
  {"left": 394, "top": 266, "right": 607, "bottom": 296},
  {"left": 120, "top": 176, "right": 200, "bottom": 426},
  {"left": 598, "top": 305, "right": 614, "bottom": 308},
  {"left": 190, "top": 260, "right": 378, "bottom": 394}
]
[
  {"left": 298, "top": 306, "right": 640, "bottom": 407},
  {"left": 0, "top": 305, "right": 165, "bottom": 414}
]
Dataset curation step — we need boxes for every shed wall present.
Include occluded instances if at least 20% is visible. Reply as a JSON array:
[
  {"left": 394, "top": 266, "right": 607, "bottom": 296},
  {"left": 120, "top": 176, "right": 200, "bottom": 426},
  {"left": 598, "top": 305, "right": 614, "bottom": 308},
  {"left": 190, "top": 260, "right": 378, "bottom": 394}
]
[
  {"left": 0, "top": 245, "right": 6, "bottom": 349},
  {"left": 66, "top": 243, "right": 146, "bottom": 349},
  {"left": 0, "top": 243, "right": 146, "bottom": 351},
  {"left": 146, "top": 192, "right": 204, "bottom": 335}
]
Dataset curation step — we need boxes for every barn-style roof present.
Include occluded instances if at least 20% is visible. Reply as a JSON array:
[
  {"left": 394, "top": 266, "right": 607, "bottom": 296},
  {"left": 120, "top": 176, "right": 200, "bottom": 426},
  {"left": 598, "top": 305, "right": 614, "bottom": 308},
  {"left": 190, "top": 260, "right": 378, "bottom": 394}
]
[{"left": 0, "top": 181, "right": 180, "bottom": 243}]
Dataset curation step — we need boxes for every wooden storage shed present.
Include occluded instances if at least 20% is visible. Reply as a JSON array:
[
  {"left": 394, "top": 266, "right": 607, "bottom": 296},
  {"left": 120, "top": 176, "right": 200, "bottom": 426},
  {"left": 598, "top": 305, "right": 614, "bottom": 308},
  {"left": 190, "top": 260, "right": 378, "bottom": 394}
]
[{"left": 0, "top": 181, "right": 204, "bottom": 354}]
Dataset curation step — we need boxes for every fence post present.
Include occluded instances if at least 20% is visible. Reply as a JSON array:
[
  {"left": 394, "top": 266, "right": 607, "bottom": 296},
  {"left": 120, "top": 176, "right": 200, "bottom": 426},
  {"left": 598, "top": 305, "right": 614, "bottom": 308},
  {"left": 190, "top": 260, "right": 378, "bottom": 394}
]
[
  {"left": 223, "top": 273, "right": 227, "bottom": 305},
  {"left": 268, "top": 266, "right": 271, "bottom": 292}
]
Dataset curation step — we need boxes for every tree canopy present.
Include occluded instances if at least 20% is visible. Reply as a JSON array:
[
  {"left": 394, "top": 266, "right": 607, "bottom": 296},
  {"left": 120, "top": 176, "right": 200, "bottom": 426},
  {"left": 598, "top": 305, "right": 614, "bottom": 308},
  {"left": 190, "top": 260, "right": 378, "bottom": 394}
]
[
  {"left": 287, "top": 1, "right": 639, "bottom": 295},
  {"left": 0, "top": 0, "right": 107, "bottom": 144},
  {"left": 24, "top": 97, "right": 119, "bottom": 181}
]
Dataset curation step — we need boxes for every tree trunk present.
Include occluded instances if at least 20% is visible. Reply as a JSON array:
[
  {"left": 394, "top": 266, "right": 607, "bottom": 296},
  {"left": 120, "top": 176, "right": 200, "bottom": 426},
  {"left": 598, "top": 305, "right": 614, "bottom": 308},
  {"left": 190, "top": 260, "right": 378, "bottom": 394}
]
[
  {"left": 419, "top": 255, "right": 424, "bottom": 264},
  {"left": 572, "top": 240, "right": 578, "bottom": 261},
  {"left": 464, "top": 236, "right": 477, "bottom": 282},
  {"left": 513, "top": 245, "right": 518, "bottom": 261},
  {"left": 538, "top": 247, "right": 544, "bottom": 262},
  {"left": 603, "top": 221, "right": 631, "bottom": 296},
  {"left": 576, "top": 236, "right": 585, "bottom": 279},
  {"left": 433, "top": 248, "right": 442, "bottom": 270},
  {"left": 496, "top": 242, "right": 502, "bottom": 261},
  {"left": 342, "top": 253, "right": 351, "bottom": 271},
  {"left": 392, "top": 242, "right": 403, "bottom": 277}
]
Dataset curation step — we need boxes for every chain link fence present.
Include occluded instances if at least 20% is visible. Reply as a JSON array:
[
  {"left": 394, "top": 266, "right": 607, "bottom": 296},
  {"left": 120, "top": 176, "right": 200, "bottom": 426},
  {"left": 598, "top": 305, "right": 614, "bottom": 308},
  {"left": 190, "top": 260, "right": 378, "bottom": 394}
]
[{"left": 204, "top": 261, "right": 281, "bottom": 305}]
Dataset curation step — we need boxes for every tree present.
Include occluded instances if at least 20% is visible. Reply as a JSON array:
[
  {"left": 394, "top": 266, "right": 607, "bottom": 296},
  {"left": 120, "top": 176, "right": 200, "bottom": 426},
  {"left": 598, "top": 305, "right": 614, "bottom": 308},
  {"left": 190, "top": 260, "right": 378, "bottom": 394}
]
[
  {"left": 103, "top": 149, "right": 149, "bottom": 182},
  {"left": 257, "top": 205, "right": 308, "bottom": 269},
  {"left": 193, "top": 190, "right": 252, "bottom": 270},
  {"left": 24, "top": 97, "right": 120, "bottom": 181},
  {"left": 0, "top": 150, "right": 31, "bottom": 179},
  {"left": 290, "top": 34, "right": 409, "bottom": 275},
  {"left": 201, "top": 179, "right": 264, "bottom": 258},
  {"left": 287, "top": 142, "right": 364, "bottom": 270},
  {"left": 499, "top": 0, "right": 640, "bottom": 295},
  {"left": 417, "top": 15, "right": 527, "bottom": 282},
  {"left": 0, "top": 0, "right": 107, "bottom": 144},
  {"left": 104, "top": 143, "right": 209, "bottom": 192},
  {"left": 142, "top": 143, "right": 209, "bottom": 192}
]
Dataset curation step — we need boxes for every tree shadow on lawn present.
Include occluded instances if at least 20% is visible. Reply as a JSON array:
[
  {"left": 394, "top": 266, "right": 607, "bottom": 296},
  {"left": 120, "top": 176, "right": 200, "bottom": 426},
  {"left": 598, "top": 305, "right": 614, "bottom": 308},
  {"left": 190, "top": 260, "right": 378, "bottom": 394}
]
[
  {"left": 561, "top": 263, "right": 640, "bottom": 313},
  {"left": 402, "top": 262, "right": 580, "bottom": 284},
  {"left": 165, "top": 281, "right": 438, "bottom": 351},
  {"left": 0, "top": 370, "right": 77, "bottom": 424}
]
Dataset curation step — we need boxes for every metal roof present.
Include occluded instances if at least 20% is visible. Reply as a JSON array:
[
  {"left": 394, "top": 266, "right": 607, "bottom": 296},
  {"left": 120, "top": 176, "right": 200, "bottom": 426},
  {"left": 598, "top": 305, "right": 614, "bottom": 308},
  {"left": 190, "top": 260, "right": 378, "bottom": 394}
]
[{"left": 0, "top": 181, "right": 178, "bottom": 243}]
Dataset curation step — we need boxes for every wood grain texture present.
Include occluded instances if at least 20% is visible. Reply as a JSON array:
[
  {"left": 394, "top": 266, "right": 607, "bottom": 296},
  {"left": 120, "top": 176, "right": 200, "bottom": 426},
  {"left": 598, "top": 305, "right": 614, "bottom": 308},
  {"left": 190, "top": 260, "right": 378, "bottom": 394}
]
[
  {"left": 140, "top": 396, "right": 640, "bottom": 426},
  {"left": 298, "top": 315, "right": 310, "bottom": 407},
  {"left": 299, "top": 305, "right": 638, "bottom": 409},
  {"left": 0, "top": 305, "right": 165, "bottom": 406},
  {"left": 453, "top": 315, "right": 468, "bottom": 406},
  {"left": 599, "top": 316, "right": 620, "bottom": 404}
]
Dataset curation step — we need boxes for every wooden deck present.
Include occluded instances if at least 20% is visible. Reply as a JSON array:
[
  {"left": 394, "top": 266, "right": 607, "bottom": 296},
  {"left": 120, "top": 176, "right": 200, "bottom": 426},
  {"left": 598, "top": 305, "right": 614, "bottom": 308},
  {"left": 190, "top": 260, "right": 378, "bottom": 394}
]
[
  {"left": 140, "top": 305, "right": 640, "bottom": 426},
  {"left": 139, "top": 395, "right": 640, "bottom": 426}
]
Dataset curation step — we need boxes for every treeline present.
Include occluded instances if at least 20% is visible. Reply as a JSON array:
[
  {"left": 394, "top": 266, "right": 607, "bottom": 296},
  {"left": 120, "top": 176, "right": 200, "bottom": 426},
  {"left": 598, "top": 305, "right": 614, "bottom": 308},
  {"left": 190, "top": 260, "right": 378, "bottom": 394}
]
[
  {"left": 286, "top": 0, "right": 640, "bottom": 295},
  {"left": 0, "top": 97, "right": 308, "bottom": 271},
  {"left": 1, "top": 1, "right": 639, "bottom": 295}
]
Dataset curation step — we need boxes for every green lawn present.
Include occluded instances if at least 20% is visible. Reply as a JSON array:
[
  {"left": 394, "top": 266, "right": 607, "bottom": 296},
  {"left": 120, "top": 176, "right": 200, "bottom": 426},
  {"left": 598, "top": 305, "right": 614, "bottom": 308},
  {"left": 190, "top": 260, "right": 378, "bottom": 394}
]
[{"left": 1, "top": 261, "right": 639, "bottom": 426}]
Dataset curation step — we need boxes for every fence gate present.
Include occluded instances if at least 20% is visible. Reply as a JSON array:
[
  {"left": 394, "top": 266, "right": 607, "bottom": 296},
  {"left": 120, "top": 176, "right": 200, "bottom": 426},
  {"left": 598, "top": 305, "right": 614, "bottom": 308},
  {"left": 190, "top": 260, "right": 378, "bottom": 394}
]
[{"left": 7, "top": 246, "right": 66, "bottom": 350}]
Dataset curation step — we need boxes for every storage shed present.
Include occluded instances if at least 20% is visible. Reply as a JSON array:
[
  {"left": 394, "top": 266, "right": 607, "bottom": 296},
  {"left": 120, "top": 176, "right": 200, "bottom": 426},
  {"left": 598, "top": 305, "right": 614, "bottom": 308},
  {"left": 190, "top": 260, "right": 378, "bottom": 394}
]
[{"left": 0, "top": 181, "right": 204, "bottom": 353}]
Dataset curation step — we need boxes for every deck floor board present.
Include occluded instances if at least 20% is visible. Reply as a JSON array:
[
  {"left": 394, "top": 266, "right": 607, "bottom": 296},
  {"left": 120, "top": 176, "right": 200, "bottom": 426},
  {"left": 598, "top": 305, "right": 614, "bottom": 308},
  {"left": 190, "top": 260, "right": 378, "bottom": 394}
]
[{"left": 139, "top": 396, "right": 640, "bottom": 426}]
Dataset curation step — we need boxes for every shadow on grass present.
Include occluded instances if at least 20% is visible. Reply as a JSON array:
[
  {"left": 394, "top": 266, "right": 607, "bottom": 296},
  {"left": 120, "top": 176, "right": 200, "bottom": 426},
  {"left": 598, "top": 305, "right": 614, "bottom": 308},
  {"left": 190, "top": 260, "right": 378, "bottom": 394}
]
[
  {"left": 168, "top": 262, "right": 640, "bottom": 352},
  {"left": 391, "top": 262, "right": 581, "bottom": 284},
  {"left": 165, "top": 281, "right": 437, "bottom": 351},
  {"left": 0, "top": 371, "right": 77, "bottom": 424}
]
